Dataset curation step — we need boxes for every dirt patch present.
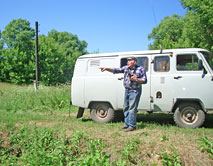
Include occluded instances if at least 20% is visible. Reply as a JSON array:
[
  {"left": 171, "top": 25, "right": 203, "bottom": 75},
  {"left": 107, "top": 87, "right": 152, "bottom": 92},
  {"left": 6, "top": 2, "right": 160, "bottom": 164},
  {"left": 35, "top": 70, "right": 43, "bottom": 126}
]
[
  {"left": 15, "top": 121, "right": 55, "bottom": 128},
  {"left": 0, "top": 132, "right": 10, "bottom": 149}
]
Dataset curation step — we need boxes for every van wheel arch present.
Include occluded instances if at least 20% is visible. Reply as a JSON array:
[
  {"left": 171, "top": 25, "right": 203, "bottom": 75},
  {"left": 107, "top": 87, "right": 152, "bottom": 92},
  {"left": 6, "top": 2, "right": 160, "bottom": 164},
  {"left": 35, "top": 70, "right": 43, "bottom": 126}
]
[
  {"left": 90, "top": 102, "right": 116, "bottom": 123},
  {"left": 172, "top": 99, "right": 206, "bottom": 113},
  {"left": 173, "top": 102, "right": 205, "bottom": 128}
]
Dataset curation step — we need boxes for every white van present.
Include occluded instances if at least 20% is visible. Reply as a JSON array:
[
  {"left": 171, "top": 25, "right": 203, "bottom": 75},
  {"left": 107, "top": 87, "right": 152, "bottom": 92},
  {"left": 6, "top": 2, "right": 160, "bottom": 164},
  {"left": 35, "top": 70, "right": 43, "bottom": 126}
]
[{"left": 71, "top": 48, "right": 213, "bottom": 128}]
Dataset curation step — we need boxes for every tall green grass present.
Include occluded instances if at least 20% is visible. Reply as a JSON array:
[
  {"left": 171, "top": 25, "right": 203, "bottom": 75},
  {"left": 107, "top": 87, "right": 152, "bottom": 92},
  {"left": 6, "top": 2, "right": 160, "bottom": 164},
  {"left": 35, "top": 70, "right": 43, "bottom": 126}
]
[
  {"left": 1, "top": 82, "right": 213, "bottom": 165},
  {"left": 0, "top": 126, "right": 112, "bottom": 165},
  {"left": 0, "top": 83, "right": 73, "bottom": 113}
]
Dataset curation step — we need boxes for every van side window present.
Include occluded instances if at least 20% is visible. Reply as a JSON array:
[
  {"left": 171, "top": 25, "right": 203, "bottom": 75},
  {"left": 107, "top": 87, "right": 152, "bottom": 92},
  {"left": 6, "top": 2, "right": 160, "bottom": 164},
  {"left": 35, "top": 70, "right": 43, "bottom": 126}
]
[
  {"left": 120, "top": 57, "right": 148, "bottom": 71},
  {"left": 120, "top": 58, "right": 127, "bottom": 67},
  {"left": 154, "top": 56, "right": 170, "bottom": 72},
  {"left": 137, "top": 57, "right": 148, "bottom": 71},
  {"left": 88, "top": 58, "right": 116, "bottom": 75},
  {"left": 177, "top": 54, "right": 201, "bottom": 71}
]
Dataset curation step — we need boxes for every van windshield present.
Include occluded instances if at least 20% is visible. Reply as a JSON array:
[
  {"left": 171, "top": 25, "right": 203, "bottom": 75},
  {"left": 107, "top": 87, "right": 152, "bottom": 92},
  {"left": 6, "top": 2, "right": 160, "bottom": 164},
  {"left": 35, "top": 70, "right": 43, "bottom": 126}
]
[{"left": 201, "top": 51, "right": 213, "bottom": 71}]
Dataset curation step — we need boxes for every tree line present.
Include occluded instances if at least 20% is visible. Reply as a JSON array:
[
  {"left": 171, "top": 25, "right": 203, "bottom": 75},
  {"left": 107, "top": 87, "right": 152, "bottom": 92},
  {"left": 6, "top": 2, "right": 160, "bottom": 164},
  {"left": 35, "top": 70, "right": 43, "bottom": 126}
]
[
  {"left": 148, "top": 0, "right": 213, "bottom": 54},
  {"left": 0, "top": 19, "right": 88, "bottom": 85},
  {"left": 0, "top": 0, "right": 212, "bottom": 85}
]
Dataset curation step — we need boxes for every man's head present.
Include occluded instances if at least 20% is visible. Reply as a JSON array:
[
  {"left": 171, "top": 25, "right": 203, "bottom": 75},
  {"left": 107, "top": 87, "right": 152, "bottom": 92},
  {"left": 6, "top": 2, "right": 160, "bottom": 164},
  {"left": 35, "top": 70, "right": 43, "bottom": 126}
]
[{"left": 127, "top": 57, "right": 137, "bottom": 68}]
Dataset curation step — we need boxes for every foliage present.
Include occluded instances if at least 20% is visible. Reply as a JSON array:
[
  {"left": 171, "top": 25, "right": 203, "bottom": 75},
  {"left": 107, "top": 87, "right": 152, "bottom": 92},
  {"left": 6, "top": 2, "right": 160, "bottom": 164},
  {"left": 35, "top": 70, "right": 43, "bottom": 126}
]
[
  {"left": 197, "top": 136, "right": 213, "bottom": 159},
  {"left": 180, "top": 0, "right": 213, "bottom": 53},
  {"left": 1, "top": 127, "right": 76, "bottom": 165},
  {"left": 0, "top": 31, "right": 3, "bottom": 54},
  {"left": 160, "top": 135, "right": 170, "bottom": 142},
  {"left": 75, "top": 139, "right": 111, "bottom": 166},
  {"left": 0, "top": 82, "right": 71, "bottom": 112},
  {"left": 148, "top": 0, "right": 213, "bottom": 53},
  {"left": 0, "top": 19, "right": 88, "bottom": 85},
  {"left": 118, "top": 137, "right": 142, "bottom": 165},
  {"left": 158, "top": 151, "right": 182, "bottom": 166},
  {"left": 1, "top": 19, "right": 34, "bottom": 53},
  {"left": 0, "top": 19, "right": 35, "bottom": 84},
  {"left": 38, "top": 30, "right": 88, "bottom": 85},
  {"left": 0, "top": 127, "right": 111, "bottom": 166},
  {"left": 1, "top": 83, "right": 213, "bottom": 165},
  {"left": 148, "top": 14, "right": 185, "bottom": 50},
  {"left": 38, "top": 35, "right": 62, "bottom": 85}
]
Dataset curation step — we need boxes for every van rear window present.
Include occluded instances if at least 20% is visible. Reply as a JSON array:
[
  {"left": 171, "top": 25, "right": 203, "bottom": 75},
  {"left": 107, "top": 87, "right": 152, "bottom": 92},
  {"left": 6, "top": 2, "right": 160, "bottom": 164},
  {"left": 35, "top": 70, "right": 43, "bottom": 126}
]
[{"left": 90, "top": 60, "right": 100, "bottom": 67}]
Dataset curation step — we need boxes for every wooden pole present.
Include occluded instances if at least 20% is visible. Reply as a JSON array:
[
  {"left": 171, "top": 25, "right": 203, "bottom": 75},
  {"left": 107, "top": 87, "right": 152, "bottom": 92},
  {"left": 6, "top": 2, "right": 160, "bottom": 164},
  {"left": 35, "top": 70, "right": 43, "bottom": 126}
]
[{"left": 35, "top": 21, "right": 39, "bottom": 90}]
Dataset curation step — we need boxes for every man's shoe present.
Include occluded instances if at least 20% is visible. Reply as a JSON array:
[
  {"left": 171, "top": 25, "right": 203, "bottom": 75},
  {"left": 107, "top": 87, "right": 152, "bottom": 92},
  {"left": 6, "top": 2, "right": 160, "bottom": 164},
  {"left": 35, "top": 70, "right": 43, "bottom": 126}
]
[
  {"left": 121, "top": 126, "right": 128, "bottom": 129},
  {"left": 124, "top": 127, "right": 136, "bottom": 132}
]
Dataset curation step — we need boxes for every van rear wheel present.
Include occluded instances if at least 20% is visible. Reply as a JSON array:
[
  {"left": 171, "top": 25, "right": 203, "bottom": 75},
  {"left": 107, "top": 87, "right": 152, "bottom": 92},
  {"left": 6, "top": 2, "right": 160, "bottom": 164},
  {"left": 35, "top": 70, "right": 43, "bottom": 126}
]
[
  {"left": 90, "top": 103, "right": 115, "bottom": 123},
  {"left": 174, "top": 103, "right": 205, "bottom": 128}
]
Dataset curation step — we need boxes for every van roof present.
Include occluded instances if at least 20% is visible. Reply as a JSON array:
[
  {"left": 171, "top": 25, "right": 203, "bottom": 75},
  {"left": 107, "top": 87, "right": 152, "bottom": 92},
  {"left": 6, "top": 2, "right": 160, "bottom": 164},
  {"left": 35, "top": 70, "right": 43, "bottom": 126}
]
[{"left": 79, "top": 48, "right": 209, "bottom": 59}]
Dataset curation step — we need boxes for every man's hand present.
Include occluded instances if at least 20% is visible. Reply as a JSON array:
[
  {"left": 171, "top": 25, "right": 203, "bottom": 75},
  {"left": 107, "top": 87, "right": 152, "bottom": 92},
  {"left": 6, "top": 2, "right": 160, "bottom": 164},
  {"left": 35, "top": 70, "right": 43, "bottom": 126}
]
[
  {"left": 100, "top": 67, "right": 106, "bottom": 72},
  {"left": 130, "top": 75, "right": 137, "bottom": 82},
  {"left": 130, "top": 75, "right": 144, "bottom": 84},
  {"left": 100, "top": 67, "right": 114, "bottom": 73}
]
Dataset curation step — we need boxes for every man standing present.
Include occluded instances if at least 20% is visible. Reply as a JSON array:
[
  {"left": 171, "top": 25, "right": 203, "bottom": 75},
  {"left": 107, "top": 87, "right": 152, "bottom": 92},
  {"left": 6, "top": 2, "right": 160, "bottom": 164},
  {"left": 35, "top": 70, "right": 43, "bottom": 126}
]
[{"left": 100, "top": 57, "right": 147, "bottom": 132}]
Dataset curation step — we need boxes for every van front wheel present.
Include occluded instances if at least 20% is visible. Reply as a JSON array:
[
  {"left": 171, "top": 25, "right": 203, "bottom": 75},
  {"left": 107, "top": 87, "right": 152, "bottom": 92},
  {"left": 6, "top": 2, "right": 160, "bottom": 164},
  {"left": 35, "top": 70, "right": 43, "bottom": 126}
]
[
  {"left": 90, "top": 103, "right": 115, "bottom": 123},
  {"left": 174, "top": 103, "right": 205, "bottom": 128}
]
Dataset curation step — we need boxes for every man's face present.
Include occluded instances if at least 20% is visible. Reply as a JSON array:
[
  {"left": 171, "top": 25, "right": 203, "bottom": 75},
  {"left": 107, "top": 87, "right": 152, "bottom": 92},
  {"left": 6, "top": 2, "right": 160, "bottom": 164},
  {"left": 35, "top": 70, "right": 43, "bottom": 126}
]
[{"left": 127, "top": 59, "right": 136, "bottom": 68}]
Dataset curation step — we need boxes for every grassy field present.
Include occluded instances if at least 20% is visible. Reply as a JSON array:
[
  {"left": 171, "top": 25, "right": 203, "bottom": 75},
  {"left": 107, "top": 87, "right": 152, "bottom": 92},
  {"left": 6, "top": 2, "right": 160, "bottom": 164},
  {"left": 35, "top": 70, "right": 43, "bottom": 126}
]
[{"left": 0, "top": 83, "right": 213, "bottom": 165}]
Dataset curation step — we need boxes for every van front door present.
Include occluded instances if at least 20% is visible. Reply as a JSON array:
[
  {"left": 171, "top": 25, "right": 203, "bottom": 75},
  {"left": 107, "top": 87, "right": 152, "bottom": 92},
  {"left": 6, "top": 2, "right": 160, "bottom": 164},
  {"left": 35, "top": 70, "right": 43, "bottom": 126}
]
[{"left": 173, "top": 52, "right": 213, "bottom": 108}]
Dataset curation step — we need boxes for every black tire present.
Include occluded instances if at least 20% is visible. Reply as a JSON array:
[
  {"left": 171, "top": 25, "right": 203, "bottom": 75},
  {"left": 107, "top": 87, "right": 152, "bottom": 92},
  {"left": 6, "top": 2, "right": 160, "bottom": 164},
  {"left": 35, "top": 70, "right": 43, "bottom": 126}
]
[
  {"left": 114, "top": 110, "right": 124, "bottom": 122},
  {"left": 90, "top": 103, "right": 115, "bottom": 123},
  {"left": 174, "top": 103, "right": 205, "bottom": 128}
]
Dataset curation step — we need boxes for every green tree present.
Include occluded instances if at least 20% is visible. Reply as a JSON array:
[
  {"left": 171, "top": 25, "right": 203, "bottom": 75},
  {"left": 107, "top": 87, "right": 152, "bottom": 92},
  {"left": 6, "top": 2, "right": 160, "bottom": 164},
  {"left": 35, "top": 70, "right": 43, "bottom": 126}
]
[
  {"left": 180, "top": 0, "right": 213, "bottom": 53},
  {"left": 0, "top": 30, "right": 3, "bottom": 53},
  {"left": 47, "top": 30, "right": 88, "bottom": 83},
  {"left": 38, "top": 35, "right": 62, "bottom": 85},
  {"left": 148, "top": 14, "right": 185, "bottom": 50},
  {"left": 38, "top": 30, "right": 88, "bottom": 85},
  {"left": 148, "top": 0, "right": 213, "bottom": 53},
  {"left": 0, "top": 19, "right": 35, "bottom": 83},
  {"left": 0, "top": 19, "right": 88, "bottom": 85},
  {"left": 1, "top": 18, "right": 34, "bottom": 54},
  {"left": 0, "top": 31, "right": 3, "bottom": 73}
]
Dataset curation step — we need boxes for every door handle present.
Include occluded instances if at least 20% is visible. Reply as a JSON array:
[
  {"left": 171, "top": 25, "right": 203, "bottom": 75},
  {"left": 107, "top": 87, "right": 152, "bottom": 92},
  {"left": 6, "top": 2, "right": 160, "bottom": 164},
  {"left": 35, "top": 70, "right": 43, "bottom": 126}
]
[
  {"left": 118, "top": 77, "right": 124, "bottom": 80},
  {"left": 174, "top": 76, "right": 182, "bottom": 79}
]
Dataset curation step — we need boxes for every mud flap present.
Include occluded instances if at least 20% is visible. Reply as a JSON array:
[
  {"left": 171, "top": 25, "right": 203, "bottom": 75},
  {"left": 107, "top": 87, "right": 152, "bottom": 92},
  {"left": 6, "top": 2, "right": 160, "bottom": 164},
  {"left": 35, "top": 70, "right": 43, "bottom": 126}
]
[{"left": 76, "top": 107, "right": 85, "bottom": 118}]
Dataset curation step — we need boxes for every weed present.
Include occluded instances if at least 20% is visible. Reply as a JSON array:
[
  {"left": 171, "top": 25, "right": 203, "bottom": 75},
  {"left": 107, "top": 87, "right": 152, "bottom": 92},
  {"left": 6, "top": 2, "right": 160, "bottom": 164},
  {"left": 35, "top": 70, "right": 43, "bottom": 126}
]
[
  {"left": 0, "top": 83, "right": 71, "bottom": 113},
  {"left": 70, "top": 131, "right": 87, "bottom": 156},
  {"left": 0, "top": 126, "right": 113, "bottom": 166},
  {"left": 120, "top": 137, "right": 142, "bottom": 165},
  {"left": 157, "top": 151, "right": 181, "bottom": 166},
  {"left": 160, "top": 135, "right": 170, "bottom": 142},
  {"left": 1, "top": 83, "right": 213, "bottom": 165},
  {"left": 137, "top": 131, "right": 149, "bottom": 136},
  {"left": 1, "top": 126, "right": 73, "bottom": 165},
  {"left": 73, "top": 139, "right": 111, "bottom": 166},
  {"left": 197, "top": 136, "right": 213, "bottom": 159}
]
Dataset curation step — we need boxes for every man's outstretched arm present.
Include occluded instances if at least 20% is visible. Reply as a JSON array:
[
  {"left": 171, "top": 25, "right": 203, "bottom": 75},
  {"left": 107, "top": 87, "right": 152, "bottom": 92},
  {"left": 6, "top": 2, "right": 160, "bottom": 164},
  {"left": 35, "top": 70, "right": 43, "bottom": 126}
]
[{"left": 100, "top": 67, "right": 114, "bottom": 73}]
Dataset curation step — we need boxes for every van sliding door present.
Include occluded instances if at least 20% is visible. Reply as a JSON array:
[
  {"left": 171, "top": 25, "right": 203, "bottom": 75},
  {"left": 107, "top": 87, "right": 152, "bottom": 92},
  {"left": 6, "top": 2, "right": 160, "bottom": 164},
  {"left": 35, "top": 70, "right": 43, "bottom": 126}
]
[
  {"left": 150, "top": 54, "right": 174, "bottom": 112},
  {"left": 116, "top": 56, "right": 151, "bottom": 111}
]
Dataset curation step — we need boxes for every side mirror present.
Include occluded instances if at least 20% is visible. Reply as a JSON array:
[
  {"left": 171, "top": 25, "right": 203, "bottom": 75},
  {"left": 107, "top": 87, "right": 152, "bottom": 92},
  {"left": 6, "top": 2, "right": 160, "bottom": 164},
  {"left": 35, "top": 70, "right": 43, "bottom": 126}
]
[
  {"left": 198, "top": 59, "right": 207, "bottom": 74},
  {"left": 198, "top": 59, "right": 203, "bottom": 70}
]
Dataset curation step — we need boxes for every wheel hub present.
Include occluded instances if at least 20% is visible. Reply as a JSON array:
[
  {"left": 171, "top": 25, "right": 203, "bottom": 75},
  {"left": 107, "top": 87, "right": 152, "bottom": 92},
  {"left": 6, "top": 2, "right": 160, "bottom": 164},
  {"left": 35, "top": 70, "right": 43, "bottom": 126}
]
[
  {"left": 186, "top": 113, "right": 193, "bottom": 118},
  {"left": 181, "top": 108, "right": 198, "bottom": 124},
  {"left": 97, "top": 108, "right": 108, "bottom": 118}
]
